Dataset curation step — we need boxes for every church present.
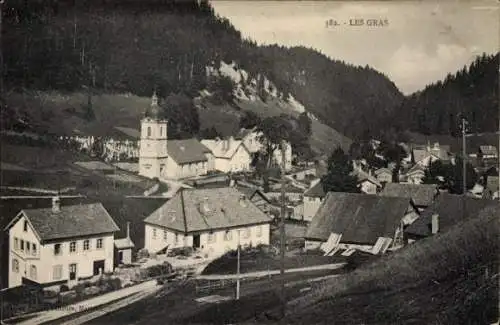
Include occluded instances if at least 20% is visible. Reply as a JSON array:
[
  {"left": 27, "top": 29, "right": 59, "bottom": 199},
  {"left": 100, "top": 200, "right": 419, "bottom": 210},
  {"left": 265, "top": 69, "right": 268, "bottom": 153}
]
[{"left": 139, "top": 93, "right": 215, "bottom": 180}]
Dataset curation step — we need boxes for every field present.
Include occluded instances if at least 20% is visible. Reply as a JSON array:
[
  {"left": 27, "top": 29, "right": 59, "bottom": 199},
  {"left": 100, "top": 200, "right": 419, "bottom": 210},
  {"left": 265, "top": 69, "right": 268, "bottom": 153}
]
[
  {"left": 265, "top": 208, "right": 500, "bottom": 324},
  {"left": 201, "top": 246, "right": 345, "bottom": 276}
]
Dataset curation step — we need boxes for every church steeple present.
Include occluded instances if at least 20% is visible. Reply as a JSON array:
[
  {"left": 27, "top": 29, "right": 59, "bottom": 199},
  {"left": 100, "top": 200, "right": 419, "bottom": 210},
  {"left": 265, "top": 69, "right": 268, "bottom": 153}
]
[{"left": 145, "top": 90, "right": 161, "bottom": 120}]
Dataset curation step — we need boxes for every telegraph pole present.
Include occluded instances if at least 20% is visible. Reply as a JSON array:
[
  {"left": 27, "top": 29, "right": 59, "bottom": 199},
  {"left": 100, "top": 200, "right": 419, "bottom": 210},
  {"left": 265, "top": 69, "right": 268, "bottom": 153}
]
[
  {"left": 0, "top": 0, "right": 4, "bottom": 106},
  {"left": 236, "top": 230, "right": 241, "bottom": 300},
  {"left": 279, "top": 140, "right": 287, "bottom": 318},
  {"left": 461, "top": 116, "right": 467, "bottom": 195}
]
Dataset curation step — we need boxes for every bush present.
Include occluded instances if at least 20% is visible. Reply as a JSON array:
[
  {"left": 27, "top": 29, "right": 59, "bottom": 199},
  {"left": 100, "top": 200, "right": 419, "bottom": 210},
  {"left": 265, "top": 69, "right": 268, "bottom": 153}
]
[
  {"left": 59, "top": 284, "right": 70, "bottom": 292},
  {"left": 109, "top": 278, "right": 122, "bottom": 290},
  {"left": 146, "top": 263, "right": 173, "bottom": 278},
  {"left": 137, "top": 248, "right": 150, "bottom": 260},
  {"left": 73, "top": 284, "right": 85, "bottom": 297}
]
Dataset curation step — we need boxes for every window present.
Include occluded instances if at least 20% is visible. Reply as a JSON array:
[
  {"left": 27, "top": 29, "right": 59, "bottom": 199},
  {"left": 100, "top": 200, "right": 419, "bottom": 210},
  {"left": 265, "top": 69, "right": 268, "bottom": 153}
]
[
  {"left": 23, "top": 220, "right": 28, "bottom": 232},
  {"left": 243, "top": 228, "right": 251, "bottom": 239},
  {"left": 147, "top": 127, "right": 151, "bottom": 137},
  {"left": 224, "top": 230, "right": 232, "bottom": 241},
  {"left": 153, "top": 229, "right": 157, "bottom": 239},
  {"left": 12, "top": 259, "right": 19, "bottom": 273},
  {"left": 54, "top": 243, "right": 61, "bottom": 256},
  {"left": 83, "top": 240, "right": 90, "bottom": 251},
  {"left": 160, "top": 127, "right": 163, "bottom": 136},
  {"left": 53, "top": 265, "right": 63, "bottom": 280},
  {"left": 207, "top": 232, "right": 215, "bottom": 244},
  {"left": 32, "top": 244, "right": 37, "bottom": 256},
  {"left": 26, "top": 242, "right": 31, "bottom": 255},
  {"left": 163, "top": 230, "right": 168, "bottom": 241},
  {"left": 20, "top": 240, "right": 24, "bottom": 251},
  {"left": 14, "top": 238, "right": 19, "bottom": 250},
  {"left": 30, "top": 265, "right": 37, "bottom": 280},
  {"left": 96, "top": 238, "right": 103, "bottom": 249},
  {"left": 256, "top": 226, "right": 262, "bottom": 238},
  {"left": 69, "top": 241, "right": 76, "bottom": 253}
]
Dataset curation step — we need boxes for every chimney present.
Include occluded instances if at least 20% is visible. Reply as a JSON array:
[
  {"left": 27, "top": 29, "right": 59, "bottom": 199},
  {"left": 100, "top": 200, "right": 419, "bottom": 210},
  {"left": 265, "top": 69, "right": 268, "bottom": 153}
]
[
  {"left": 126, "top": 222, "right": 130, "bottom": 239},
  {"left": 229, "top": 179, "right": 236, "bottom": 187},
  {"left": 201, "top": 197, "right": 211, "bottom": 213},
  {"left": 52, "top": 196, "right": 61, "bottom": 213},
  {"left": 431, "top": 214, "right": 439, "bottom": 234}
]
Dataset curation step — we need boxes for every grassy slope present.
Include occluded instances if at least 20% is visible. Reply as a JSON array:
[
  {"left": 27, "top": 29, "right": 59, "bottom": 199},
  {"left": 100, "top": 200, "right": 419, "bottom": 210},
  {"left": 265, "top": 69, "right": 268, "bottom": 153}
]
[
  {"left": 6, "top": 91, "right": 352, "bottom": 155},
  {"left": 272, "top": 208, "right": 500, "bottom": 325}
]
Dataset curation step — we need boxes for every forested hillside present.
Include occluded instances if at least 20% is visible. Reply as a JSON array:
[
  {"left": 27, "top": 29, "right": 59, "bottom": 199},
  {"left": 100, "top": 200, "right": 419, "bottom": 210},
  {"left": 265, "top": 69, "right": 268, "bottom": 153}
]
[
  {"left": 393, "top": 53, "right": 499, "bottom": 136},
  {"left": 3, "top": 0, "right": 404, "bottom": 140}
]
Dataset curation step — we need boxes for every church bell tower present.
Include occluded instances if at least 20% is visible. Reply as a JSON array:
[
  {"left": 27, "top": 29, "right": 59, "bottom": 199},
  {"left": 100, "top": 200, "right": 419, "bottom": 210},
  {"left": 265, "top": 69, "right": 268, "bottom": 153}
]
[{"left": 138, "top": 92, "right": 168, "bottom": 179}]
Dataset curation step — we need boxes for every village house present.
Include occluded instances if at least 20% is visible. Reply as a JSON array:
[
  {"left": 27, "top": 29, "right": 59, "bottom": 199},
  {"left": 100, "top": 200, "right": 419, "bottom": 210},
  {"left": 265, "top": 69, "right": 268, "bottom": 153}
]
[
  {"left": 235, "top": 127, "right": 293, "bottom": 171},
  {"left": 143, "top": 187, "right": 272, "bottom": 257},
  {"left": 200, "top": 136, "right": 252, "bottom": 173},
  {"left": 469, "top": 145, "right": 499, "bottom": 160},
  {"left": 483, "top": 176, "right": 499, "bottom": 200},
  {"left": 374, "top": 167, "right": 393, "bottom": 184},
  {"left": 379, "top": 183, "right": 439, "bottom": 211},
  {"left": 138, "top": 93, "right": 214, "bottom": 180},
  {"left": 234, "top": 183, "right": 272, "bottom": 214},
  {"left": 5, "top": 197, "right": 119, "bottom": 288},
  {"left": 411, "top": 142, "right": 451, "bottom": 167},
  {"left": 401, "top": 163, "right": 426, "bottom": 184},
  {"left": 302, "top": 179, "right": 326, "bottom": 222},
  {"left": 404, "top": 193, "right": 500, "bottom": 243},
  {"left": 352, "top": 168, "right": 382, "bottom": 194},
  {"left": 114, "top": 222, "right": 135, "bottom": 266},
  {"left": 304, "top": 192, "right": 418, "bottom": 255}
]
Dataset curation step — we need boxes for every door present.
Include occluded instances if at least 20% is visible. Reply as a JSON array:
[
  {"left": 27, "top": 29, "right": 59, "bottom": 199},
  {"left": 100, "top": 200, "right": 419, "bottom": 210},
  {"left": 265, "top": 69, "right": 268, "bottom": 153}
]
[
  {"left": 118, "top": 251, "right": 124, "bottom": 264},
  {"left": 93, "top": 260, "right": 105, "bottom": 276},
  {"left": 69, "top": 264, "right": 77, "bottom": 281},
  {"left": 193, "top": 235, "right": 200, "bottom": 249}
]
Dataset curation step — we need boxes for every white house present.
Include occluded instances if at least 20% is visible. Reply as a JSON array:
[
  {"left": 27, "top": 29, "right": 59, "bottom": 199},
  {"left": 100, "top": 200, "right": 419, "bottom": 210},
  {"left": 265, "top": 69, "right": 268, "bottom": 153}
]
[
  {"left": 201, "top": 137, "right": 252, "bottom": 173},
  {"left": 235, "top": 127, "right": 293, "bottom": 171},
  {"left": 374, "top": 168, "right": 393, "bottom": 184},
  {"left": 302, "top": 179, "right": 326, "bottom": 222},
  {"left": 138, "top": 93, "right": 214, "bottom": 180},
  {"left": 5, "top": 197, "right": 119, "bottom": 288},
  {"left": 143, "top": 187, "right": 272, "bottom": 257}
]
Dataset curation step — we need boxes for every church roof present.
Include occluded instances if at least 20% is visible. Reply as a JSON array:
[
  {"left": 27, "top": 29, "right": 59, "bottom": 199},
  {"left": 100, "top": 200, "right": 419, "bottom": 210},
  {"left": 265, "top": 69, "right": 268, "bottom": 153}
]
[
  {"left": 144, "top": 92, "right": 162, "bottom": 120},
  {"left": 167, "top": 139, "right": 211, "bottom": 165}
]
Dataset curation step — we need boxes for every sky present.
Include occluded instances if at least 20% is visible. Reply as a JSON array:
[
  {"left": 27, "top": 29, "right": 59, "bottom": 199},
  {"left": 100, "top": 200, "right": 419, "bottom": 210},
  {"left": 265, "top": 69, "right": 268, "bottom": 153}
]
[{"left": 212, "top": 0, "right": 499, "bottom": 95}]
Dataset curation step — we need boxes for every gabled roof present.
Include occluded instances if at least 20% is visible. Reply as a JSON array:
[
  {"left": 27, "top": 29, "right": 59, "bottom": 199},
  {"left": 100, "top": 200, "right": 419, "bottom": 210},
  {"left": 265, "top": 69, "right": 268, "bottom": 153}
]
[
  {"left": 352, "top": 169, "right": 382, "bottom": 187},
  {"left": 405, "top": 163, "right": 426, "bottom": 175},
  {"left": 305, "top": 192, "right": 412, "bottom": 244},
  {"left": 379, "top": 183, "right": 438, "bottom": 207},
  {"left": 304, "top": 181, "right": 326, "bottom": 198},
  {"left": 144, "top": 187, "right": 272, "bottom": 233},
  {"left": 479, "top": 145, "right": 498, "bottom": 156},
  {"left": 374, "top": 168, "right": 392, "bottom": 176},
  {"left": 113, "top": 126, "right": 140, "bottom": 140},
  {"left": 200, "top": 138, "right": 249, "bottom": 159},
  {"left": 5, "top": 202, "right": 119, "bottom": 242},
  {"left": 405, "top": 193, "right": 500, "bottom": 237},
  {"left": 114, "top": 237, "right": 135, "bottom": 249},
  {"left": 167, "top": 139, "right": 211, "bottom": 165}
]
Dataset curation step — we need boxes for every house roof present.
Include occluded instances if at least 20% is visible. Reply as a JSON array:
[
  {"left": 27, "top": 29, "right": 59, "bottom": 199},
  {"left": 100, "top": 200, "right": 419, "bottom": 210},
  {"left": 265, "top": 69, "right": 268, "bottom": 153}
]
[
  {"left": 200, "top": 138, "right": 248, "bottom": 159},
  {"left": 304, "top": 181, "right": 325, "bottom": 198},
  {"left": 374, "top": 168, "right": 392, "bottom": 176},
  {"left": 405, "top": 193, "right": 500, "bottom": 237},
  {"left": 405, "top": 163, "right": 426, "bottom": 175},
  {"left": 167, "top": 139, "right": 211, "bottom": 165},
  {"left": 114, "top": 237, "right": 135, "bottom": 249},
  {"left": 305, "top": 192, "right": 412, "bottom": 244},
  {"left": 379, "top": 183, "right": 438, "bottom": 207},
  {"left": 113, "top": 126, "right": 140, "bottom": 140},
  {"left": 74, "top": 161, "right": 116, "bottom": 172},
  {"left": 351, "top": 169, "right": 382, "bottom": 187},
  {"left": 6, "top": 202, "right": 120, "bottom": 242},
  {"left": 412, "top": 146, "right": 450, "bottom": 163},
  {"left": 479, "top": 145, "right": 498, "bottom": 156},
  {"left": 143, "top": 187, "right": 272, "bottom": 233}
]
